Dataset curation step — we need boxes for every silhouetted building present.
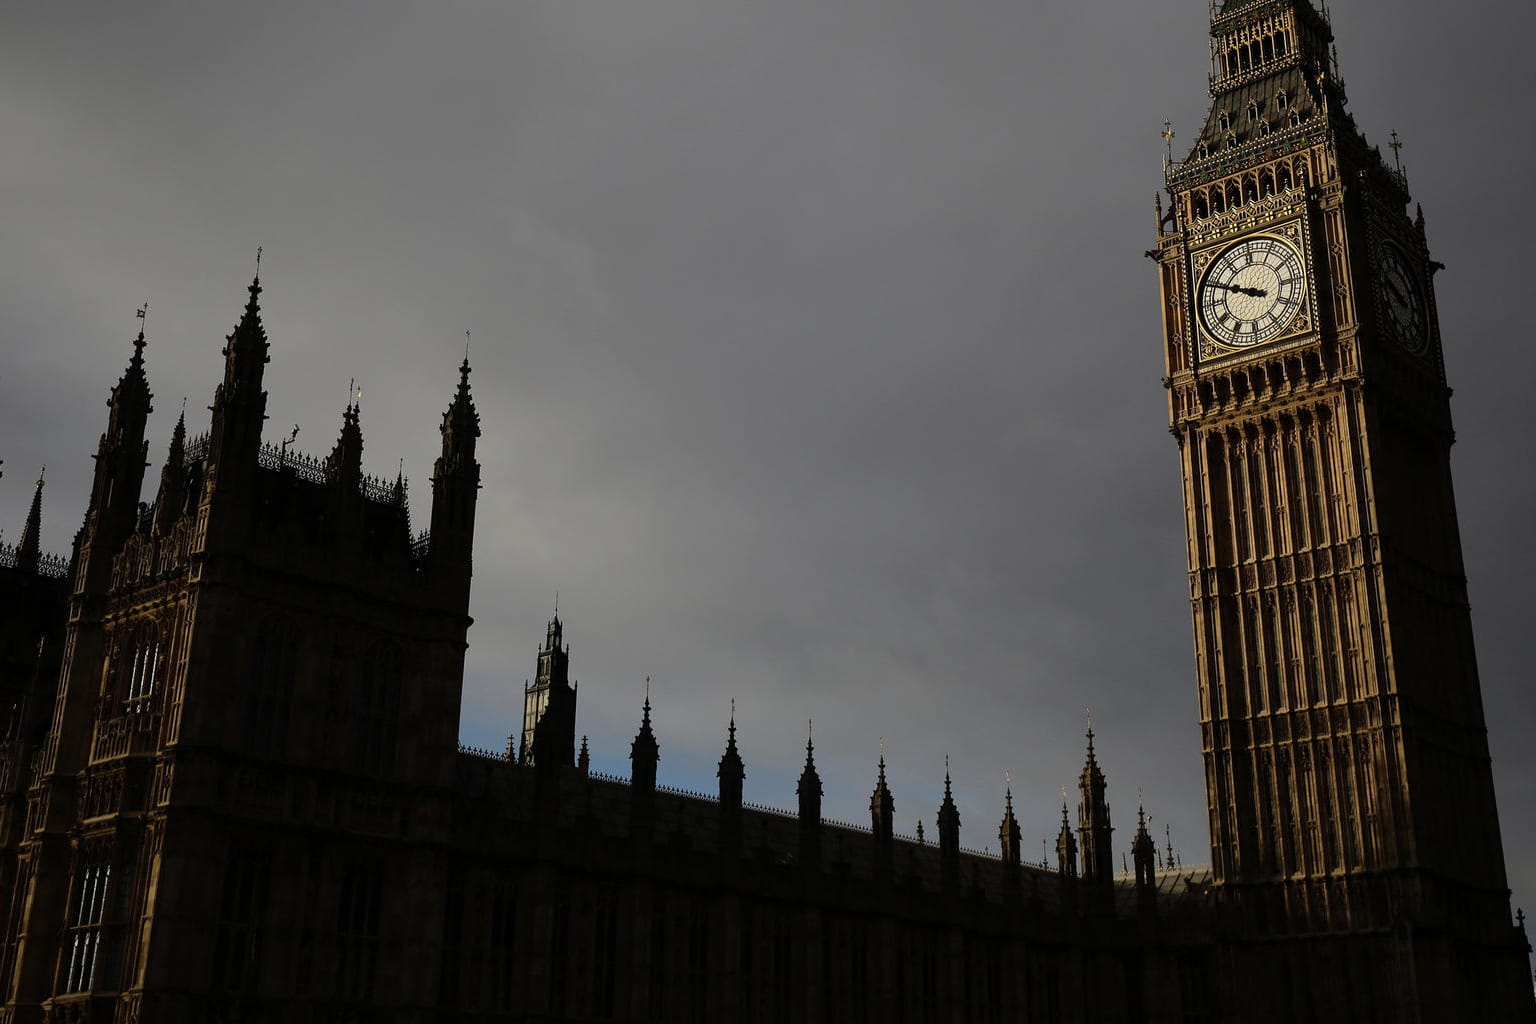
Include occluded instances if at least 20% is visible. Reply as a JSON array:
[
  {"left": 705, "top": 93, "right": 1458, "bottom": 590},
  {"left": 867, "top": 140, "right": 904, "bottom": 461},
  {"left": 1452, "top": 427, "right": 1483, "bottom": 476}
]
[{"left": 0, "top": 1, "right": 1531, "bottom": 1021}]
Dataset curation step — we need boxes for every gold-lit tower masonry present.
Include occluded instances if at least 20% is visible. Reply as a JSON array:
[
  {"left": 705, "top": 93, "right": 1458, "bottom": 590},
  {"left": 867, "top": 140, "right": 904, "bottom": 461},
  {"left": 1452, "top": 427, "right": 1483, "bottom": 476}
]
[{"left": 1152, "top": 1, "right": 1534, "bottom": 1020}]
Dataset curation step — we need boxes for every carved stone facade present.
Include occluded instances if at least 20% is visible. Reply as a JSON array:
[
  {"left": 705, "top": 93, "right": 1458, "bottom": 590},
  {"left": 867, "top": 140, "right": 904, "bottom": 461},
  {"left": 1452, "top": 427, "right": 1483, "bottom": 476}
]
[{"left": 1152, "top": 0, "right": 1534, "bottom": 1019}]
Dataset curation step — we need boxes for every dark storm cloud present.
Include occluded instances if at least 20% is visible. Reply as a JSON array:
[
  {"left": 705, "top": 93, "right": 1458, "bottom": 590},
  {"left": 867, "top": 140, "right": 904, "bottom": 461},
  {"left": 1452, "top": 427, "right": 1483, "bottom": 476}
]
[{"left": 2, "top": 0, "right": 1532, "bottom": 923}]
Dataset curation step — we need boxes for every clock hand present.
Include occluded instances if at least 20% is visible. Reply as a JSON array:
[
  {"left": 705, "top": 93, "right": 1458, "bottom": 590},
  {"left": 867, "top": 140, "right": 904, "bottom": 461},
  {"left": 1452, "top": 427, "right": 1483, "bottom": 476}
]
[{"left": 1224, "top": 284, "right": 1268, "bottom": 297}]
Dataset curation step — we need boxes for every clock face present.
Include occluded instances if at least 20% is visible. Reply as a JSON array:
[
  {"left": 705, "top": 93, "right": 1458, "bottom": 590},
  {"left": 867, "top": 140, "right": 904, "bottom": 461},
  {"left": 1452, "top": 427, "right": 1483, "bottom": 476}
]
[
  {"left": 1198, "top": 235, "right": 1307, "bottom": 348},
  {"left": 1377, "top": 242, "right": 1428, "bottom": 353}
]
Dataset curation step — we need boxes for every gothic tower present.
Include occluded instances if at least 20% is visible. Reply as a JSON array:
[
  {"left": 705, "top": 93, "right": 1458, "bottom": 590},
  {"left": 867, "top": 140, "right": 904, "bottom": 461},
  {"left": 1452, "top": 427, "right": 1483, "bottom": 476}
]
[
  {"left": 517, "top": 611, "right": 575, "bottom": 767},
  {"left": 1152, "top": 2, "right": 1533, "bottom": 1019}
]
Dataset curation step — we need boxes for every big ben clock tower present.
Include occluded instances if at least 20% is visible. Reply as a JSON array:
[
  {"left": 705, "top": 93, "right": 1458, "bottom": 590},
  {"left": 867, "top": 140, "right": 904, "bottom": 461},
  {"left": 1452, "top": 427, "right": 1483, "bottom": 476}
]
[{"left": 1152, "top": 1, "right": 1535, "bottom": 1020}]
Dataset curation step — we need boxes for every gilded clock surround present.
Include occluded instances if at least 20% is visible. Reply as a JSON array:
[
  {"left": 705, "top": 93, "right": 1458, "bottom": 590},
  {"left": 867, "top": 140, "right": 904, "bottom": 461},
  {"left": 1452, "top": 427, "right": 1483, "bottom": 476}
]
[{"left": 1192, "top": 219, "right": 1314, "bottom": 357}]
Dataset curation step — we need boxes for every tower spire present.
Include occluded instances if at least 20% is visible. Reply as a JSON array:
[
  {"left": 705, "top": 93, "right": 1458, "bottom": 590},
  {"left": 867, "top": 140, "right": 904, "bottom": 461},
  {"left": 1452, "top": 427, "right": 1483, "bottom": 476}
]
[{"left": 14, "top": 468, "right": 44, "bottom": 571}]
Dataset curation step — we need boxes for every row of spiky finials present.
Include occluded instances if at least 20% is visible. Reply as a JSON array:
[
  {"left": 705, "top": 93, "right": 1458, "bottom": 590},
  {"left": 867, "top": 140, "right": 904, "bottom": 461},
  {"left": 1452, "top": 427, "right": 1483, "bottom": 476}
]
[{"left": 566, "top": 669, "right": 1169, "bottom": 885}]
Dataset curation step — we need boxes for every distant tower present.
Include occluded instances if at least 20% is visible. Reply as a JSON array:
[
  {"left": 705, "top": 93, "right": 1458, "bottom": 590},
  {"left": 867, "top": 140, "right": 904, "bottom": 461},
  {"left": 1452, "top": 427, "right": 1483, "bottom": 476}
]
[
  {"left": 1154, "top": 0, "right": 1535, "bottom": 1016},
  {"left": 518, "top": 612, "right": 575, "bottom": 767}
]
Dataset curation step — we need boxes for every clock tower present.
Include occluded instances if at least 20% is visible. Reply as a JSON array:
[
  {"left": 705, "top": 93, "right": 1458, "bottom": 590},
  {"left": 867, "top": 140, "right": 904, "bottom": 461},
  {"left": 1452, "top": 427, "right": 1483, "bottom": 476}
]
[{"left": 1152, "top": 1, "right": 1534, "bottom": 1020}]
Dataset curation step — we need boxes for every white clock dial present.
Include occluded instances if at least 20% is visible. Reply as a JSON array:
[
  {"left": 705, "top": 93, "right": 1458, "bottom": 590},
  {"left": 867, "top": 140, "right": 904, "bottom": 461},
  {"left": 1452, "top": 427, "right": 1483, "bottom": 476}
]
[
  {"left": 1198, "top": 235, "right": 1307, "bottom": 348},
  {"left": 1377, "top": 243, "right": 1428, "bottom": 353}
]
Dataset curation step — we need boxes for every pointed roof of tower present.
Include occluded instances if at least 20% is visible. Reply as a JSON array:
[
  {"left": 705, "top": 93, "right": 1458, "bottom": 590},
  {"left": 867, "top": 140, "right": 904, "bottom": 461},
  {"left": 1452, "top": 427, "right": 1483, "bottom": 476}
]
[
  {"left": 630, "top": 678, "right": 658, "bottom": 763},
  {"left": 938, "top": 754, "right": 960, "bottom": 828},
  {"left": 168, "top": 405, "right": 187, "bottom": 458},
  {"left": 446, "top": 351, "right": 480, "bottom": 439},
  {"left": 718, "top": 699, "right": 744, "bottom": 778},
  {"left": 871, "top": 739, "right": 895, "bottom": 823},
  {"left": 797, "top": 719, "right": 821, "bottom": 796},
  {"left": 226, "top": 273, "right": 270, "bottom": 365},
  {"left": 15, "top": 468, "right": 44, "bottom": 569},
  {"left": 328, "top": 391, "right": 364, "bottom": 485},
  {"left": 106, "top": 312, "right": 154, "bottom": 431}
]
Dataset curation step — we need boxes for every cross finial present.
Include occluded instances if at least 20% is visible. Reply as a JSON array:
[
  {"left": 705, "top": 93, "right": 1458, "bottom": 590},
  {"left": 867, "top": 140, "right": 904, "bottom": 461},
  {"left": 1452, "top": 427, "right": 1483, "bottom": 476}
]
[
  {"left": 136, "top": 302, "right": 149, "bottom": 331},
  {"left": 465, "top": 329, "right": 471, "bottom": 363},
  {"left": 255, "top": 245, "right": 263, "bottom": 278},
  {"left": 1389, "top": 130, "right": 1404, "bottom": 174},
  {"left": 1162, "top": 118, "right": 1176, "bottom": 167}
]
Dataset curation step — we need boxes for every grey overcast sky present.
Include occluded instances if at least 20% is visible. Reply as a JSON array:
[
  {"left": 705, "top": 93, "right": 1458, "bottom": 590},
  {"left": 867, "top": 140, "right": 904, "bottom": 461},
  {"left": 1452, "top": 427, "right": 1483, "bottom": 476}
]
[{"left": 3, "top": 1, "right": 1533, "bottom": 916}]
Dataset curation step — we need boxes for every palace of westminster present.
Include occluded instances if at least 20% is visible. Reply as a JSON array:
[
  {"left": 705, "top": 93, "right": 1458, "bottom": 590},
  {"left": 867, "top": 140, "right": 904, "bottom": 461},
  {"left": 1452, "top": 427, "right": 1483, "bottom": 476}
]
[{"left": 0, "top": 1, "right": 1532, "bottom": 1021}]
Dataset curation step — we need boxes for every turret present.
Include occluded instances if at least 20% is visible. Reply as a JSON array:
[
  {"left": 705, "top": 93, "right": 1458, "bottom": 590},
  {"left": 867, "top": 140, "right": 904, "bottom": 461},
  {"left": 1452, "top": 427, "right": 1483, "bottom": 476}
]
[
  {"left": 428, "top": 352, "right": 480, "bottom": 576},
  {"left": 1056, "top": 799, "right": 1078, "bottom": 879},
  {"left": 1077, "top": 719, "right": 1114, "bottom": 891},
  {"left": 1132, "top": 801, "right": 1158, "bottom": 895},
  {"left": 937, "top": 758, "right": 961, "bottom": 895},
  {"left": 205, "top": 275, "right": 269, "bottom": 481},
  {"left": 797, "top": 721, "right": 822, "bottom": 868},
  {"left": 629, "top": 682, "right": 659, "bottom": 832},
  {"left": 326, "top": 394, "right": 364, "bottom": 493},
  {"left": 999, "top": 774, "right": 1023, "bottom": 878},
  {"left": 78, "top": 322, "right": 154, "bottom": 589},
  {"left": 717, "top": 702, "right": 744, "bottom": 852},
  {"left": 870, "top": 742, "right": 895, "bottom": 879}
]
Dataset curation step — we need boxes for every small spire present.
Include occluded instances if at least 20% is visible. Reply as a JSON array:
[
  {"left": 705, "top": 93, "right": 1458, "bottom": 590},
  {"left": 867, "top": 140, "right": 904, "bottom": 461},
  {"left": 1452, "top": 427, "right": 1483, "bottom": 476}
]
[
  {"left": 16, "top": 467, "right": 44, "bottom": 569},
  {"left": 805, "top": 718, "right": 815, "bottom": 764},
  {"left": 728, "top": 698, "right": 737, "bottom": 743},
  {"left": 578, "top": 735, "right": 590, "bottom": 775},
  {"left": 643, "top": 676, "right": 651, "bottom": 724}
]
